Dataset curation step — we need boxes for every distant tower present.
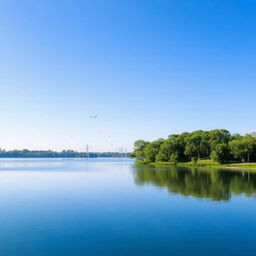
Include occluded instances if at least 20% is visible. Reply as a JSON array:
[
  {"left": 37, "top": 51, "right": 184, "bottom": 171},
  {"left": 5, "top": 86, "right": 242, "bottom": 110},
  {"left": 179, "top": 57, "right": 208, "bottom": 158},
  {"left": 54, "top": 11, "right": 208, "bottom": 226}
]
[
  {"left": 86, "top": 144, "right": 89, "bottom": 159},
  {"left": 120, "top": 146, "right": 123, "bottom": 159}
]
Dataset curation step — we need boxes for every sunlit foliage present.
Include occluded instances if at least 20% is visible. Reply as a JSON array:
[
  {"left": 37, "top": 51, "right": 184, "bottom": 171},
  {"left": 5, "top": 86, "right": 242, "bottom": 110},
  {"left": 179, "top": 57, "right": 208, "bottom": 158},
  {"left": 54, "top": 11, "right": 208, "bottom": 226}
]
[{"left": 132, "top": 129, "right": 256, "bottom": 164}]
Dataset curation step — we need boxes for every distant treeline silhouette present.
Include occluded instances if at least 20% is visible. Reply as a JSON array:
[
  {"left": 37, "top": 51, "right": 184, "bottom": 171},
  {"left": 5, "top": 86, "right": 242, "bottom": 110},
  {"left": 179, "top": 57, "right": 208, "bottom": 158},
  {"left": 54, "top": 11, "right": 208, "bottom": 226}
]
[{"left": 0, "top": 149, "right": 129, "bottom": 158}]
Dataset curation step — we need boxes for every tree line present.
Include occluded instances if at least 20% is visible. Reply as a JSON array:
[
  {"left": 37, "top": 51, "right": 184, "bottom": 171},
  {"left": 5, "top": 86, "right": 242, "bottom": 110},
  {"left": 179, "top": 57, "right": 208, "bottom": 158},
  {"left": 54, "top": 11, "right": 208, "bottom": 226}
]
[
  {"left": 0, "top": 149, "right": 129, "bottom": 158},
  {"left": 131, "top": 129, "right": 256, "bottom": 164}
]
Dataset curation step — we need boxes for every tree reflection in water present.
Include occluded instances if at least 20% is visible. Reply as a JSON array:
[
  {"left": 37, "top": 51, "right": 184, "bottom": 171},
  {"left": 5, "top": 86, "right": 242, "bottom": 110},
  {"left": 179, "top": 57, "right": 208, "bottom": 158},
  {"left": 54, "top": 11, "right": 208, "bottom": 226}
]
[{"left": 133, "top": 166, "right": 256, "bottom": 201}]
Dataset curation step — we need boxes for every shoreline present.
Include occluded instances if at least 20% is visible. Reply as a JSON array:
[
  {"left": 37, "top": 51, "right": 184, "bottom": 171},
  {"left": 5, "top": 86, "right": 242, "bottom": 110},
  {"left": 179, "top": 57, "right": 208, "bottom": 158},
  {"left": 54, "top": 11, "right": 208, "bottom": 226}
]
[{"left": 135, "top": 160, "right": 256, "bottom": 173}]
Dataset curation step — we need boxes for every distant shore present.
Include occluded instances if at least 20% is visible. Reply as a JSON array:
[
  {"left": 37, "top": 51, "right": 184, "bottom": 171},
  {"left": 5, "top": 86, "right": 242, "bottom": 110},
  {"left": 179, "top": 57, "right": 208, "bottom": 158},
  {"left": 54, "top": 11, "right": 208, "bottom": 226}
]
[{"left": 0, "top": 149, "right": 130, "bottom": 158}]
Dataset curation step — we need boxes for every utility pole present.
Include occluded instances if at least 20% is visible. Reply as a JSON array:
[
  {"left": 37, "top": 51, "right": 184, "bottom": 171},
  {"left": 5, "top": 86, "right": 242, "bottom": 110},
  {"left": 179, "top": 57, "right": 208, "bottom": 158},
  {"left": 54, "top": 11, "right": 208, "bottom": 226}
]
[
  {"left": 120, "top": 146, "right": 123, "bottom": 159},
  {"left": 86, "top": 144, "right": 89, "bottom": 159}
]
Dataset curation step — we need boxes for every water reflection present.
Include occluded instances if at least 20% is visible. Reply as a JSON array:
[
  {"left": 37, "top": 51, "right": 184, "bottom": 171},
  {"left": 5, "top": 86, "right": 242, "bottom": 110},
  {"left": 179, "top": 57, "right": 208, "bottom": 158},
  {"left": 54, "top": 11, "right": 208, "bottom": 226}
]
[{"left": 133, "top": 166, "right": 256, "bottom": 201}]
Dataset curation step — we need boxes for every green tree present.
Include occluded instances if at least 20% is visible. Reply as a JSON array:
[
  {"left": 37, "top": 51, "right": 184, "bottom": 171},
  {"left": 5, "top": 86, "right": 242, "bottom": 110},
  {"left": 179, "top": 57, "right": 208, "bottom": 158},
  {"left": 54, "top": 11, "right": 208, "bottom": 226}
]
[
  {"left": 143, "top": 139, "right": 164, "bottom": 163},
  {"left": 170, "top": 153, "right": 179, "bottom": 164},
  {"left": 185, "top": 131, "right": 203, "bottom": 159},
  {"left": 209, "top": 129, "right": 230, "bottom": 150},
  {"left": 200, "top": 131, "right": 211, "bottom": 158},
  {"left": 156, "top": 137, "right": 181, "bottom": 162},
  {"left": 229, "top": 136, "right": 256, "bottom": 162},
  {"left": 156, "top": 139, "right": 172, "bottom": 162},
  {"left": 132, "top": 140, "right": 149, "bottom": 161},
  {"left": 210, "top": 143, "right": 230, "bottom": 163}
]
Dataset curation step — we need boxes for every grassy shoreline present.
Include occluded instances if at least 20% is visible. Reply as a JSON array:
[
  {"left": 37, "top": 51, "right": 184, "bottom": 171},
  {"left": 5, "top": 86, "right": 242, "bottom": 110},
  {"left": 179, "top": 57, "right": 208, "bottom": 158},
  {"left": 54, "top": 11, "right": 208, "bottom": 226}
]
[{"left": 136, "top": 159, "right": 256, "bottom": 172}]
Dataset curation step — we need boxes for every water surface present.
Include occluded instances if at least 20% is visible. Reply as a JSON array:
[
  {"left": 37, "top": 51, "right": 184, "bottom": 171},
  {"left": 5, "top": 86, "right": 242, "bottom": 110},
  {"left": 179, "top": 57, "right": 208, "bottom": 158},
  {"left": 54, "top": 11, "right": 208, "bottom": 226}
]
[{"left": 0, "top": 159, "right": 255, "bottom": 256}]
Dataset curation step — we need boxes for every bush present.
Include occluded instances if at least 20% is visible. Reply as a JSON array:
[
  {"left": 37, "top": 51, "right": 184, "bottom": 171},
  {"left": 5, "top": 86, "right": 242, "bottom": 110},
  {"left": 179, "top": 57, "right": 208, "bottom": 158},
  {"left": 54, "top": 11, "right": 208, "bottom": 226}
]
[{"left": 191, "top": 157, "right": 198, "bottom": 164}]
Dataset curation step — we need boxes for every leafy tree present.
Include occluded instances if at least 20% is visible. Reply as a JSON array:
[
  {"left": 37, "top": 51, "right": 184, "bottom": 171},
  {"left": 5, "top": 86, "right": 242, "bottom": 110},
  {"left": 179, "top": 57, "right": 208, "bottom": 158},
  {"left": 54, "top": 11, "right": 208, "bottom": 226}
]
[
  {"left": 143, "top": 139, "right": 164, "bottom": 163},
  {"left": 156, "top": 139, "right": 173, "bottom": 162},
  {"left": 200, "top": 131, "right": 211, "bottom": 157},
  {"left": 210, "top": 143, "right": 230, "bottom": 163},
  {"left": 156, "top": 136, "right": 184, "bottom": 162},
  {"left": 209, "top": 129, "right": 230, "bottom": 150},
  {"left": 229, "top": 136, "right": 256, "bottom": 162},
  {"left": 185, "top": 131, "right": 203, "bottom": 159},
  {"left": 231, "top": 133, "right": 242, "bottom": 140},
  {"left": 170, "top": 153, "right": 179, "bottom": 164},
  {"left": 132, "top": 140, "right": 149, "bottom": 161}
]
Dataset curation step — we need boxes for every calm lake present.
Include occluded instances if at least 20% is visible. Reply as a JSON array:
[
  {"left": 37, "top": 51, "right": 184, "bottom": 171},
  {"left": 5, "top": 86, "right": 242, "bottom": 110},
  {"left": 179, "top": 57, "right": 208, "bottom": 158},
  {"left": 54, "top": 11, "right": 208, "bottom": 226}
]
[{"left": 0, "top": 158, "right": 255, "bottom": 256}]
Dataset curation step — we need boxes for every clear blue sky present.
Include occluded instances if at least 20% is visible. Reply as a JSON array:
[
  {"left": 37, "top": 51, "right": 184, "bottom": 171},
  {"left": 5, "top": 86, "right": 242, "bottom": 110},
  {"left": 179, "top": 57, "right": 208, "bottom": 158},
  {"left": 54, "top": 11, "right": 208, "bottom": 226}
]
[{"left": 0, "top": 0, "right": 256, "bottom": 152}]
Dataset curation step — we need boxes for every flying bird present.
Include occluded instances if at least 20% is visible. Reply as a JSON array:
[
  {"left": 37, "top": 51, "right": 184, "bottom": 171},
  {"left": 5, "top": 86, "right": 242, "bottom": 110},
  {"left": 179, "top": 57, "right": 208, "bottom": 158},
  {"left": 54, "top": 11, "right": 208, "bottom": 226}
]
[{"left": 90, "top": 114, "right": 99, "bottom": 119}]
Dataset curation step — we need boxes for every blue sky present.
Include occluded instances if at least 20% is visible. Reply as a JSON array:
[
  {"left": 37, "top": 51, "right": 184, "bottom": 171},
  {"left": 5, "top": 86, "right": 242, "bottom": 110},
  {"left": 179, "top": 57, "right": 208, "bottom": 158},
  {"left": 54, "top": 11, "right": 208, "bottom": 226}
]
[{"left": 0, "top": 0, "right": 256, "bottom": 152}]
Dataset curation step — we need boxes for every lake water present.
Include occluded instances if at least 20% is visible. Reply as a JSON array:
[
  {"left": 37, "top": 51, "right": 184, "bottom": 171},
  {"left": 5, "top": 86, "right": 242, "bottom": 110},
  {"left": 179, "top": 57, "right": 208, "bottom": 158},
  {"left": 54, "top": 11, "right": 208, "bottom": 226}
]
[{"left": 0, "top": 158, "right": 255, "bottom": 256}]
